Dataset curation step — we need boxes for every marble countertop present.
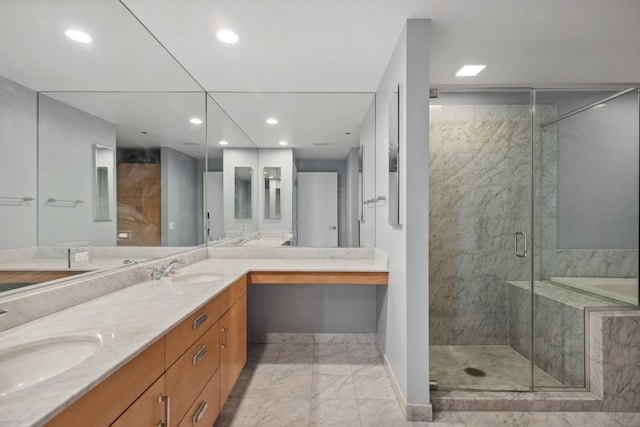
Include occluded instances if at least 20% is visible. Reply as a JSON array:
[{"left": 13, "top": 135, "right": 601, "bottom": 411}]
[{"left": 0, "top": 252, "right": 387, "bottom": 426}]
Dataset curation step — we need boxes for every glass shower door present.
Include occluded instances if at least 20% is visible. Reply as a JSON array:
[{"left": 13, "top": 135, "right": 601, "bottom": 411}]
[{"left": 428, "top": 89, "right": 534, "bottom": 391}]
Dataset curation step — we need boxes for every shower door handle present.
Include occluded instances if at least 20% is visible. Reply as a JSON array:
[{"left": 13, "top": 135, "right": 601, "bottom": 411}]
[{"left": 514, "top": 232, "right": 527, "bottom": 258}]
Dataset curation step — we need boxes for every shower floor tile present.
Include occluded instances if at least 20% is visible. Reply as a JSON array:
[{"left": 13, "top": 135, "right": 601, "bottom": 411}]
[{"left": 430, "top": 345, "right": 563, "bottom": 390}]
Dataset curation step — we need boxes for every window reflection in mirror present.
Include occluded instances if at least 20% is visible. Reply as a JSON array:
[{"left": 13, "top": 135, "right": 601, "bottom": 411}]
[
  {"left": 263, "top": 167, "right": 282, "bottom": 220},
  {"left": 234, "top": 167, "right": 253, "bottom": 219},
  {"left": 94, "top": 144, "right": 114, "bottom": 221}
]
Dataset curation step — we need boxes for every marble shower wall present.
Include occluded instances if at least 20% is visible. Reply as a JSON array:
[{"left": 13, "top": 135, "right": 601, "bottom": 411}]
[{"left": 429, "top": 104, "right": 538, "bottom": 345}]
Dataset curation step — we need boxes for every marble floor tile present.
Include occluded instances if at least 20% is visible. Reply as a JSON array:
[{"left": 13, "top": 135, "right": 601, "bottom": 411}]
[
  {"left": 275, "top": 362, "right": 314, "bottom": 376},
  {"left": 214, "top": 397, "right": 264, "bottom": 427},
  {"left": 353, "top": 375, "right": 396, "bottom": 400},
  {"left": 257, "top": 398, "right": 311, "bottom": 427},
  {"left": 605, "top": 412, "right": 640, "bottom": 427},
  {"left": 311, "top": 375, "right": 356, "bottom": 399},
  {"left": 430, "top": 345, "right": 562, "bottom": 390},
  {"left": 268, "top": 374, "right": 313, "bottom": 398},
  {"left": 230, "top": 372, "right": 272, "bottom": 398},
  {"left": 348, "top": 343, "right": 380, "bottom": 359},
  {"left": 309, "top": 398, "right": 360, "bottom": 426},
  {"left": 314, "top": 343, "right": 349, "bottom": 358},
  {"left": 243, "top": 361, "right": 277, "bottom": 376},
  {"left": 358, "top": 399, "right": 413, "bottom": 427},
  {"left": 312, "top": 360, "right": 352, "bottom": 376},
  {"left": 350, "top": 355, "right": 387, "bottom": 376}
]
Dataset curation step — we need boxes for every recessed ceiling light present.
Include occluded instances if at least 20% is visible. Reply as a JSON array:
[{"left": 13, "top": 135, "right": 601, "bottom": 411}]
[
  {"left": 455, "top": 64, "right": 486, "bottom": 77},
  {"left": 219, "top": 140, "right": 229, "bottom": 145},
  {"left": 189, "top": 117, "right": 203, "bottom": 124},
  {"left": 278, "top": 141, "right": 288, "bottom": 146},
  {"left": 65, "top": 29, "right": 92, "bottom": 44},
  {"left": 217, "top": 30, "right": 239, "bottom": 44},
  {"left": 266, "top": 118, "right": 278, "bottom": 125}
]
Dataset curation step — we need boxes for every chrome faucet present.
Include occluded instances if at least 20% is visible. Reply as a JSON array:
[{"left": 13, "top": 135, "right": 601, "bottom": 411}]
[{"left": 161, "top": 259, "right": 185, "bottom": 276}]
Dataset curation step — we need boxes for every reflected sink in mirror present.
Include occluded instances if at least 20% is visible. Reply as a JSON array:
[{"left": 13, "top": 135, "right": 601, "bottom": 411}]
[
  {"left": 0, "top": 335, "right": 102, "bottom": 397},
  {"left": 169, "top": 272, "right": 224, "bottom": 285}
]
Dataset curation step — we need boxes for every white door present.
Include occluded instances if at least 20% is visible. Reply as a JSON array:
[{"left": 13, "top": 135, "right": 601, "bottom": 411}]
[
  {"left": 205, "top": 172, "right": 224, "bottom": 241},
  {"left": 297, "top": 172, "right": 338, "bottom": 246}
]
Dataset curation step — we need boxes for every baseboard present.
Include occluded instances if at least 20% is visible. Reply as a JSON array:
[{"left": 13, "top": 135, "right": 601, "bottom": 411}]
[{"left": 375, "top": 340, "right": 433, "bottom": 422}]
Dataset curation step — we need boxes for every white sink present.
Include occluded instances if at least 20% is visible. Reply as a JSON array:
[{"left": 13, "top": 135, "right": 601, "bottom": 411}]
[
  {"left": 0, "top": 335, "right": 101, "bottom": 397},
  {"left": 170, "top": 272, "right": 224, "bottom": 285}
]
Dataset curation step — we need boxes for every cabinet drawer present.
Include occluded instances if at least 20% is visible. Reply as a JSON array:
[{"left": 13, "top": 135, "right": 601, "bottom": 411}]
[
  {"left": 111, "top": 375, "right": 166, "bottom": 427},
  {"left": 219, "top": 275, "right": 247, "bottom": 315},
  {"left": 166, "top": 320, "right": 220, "bottom": 426},
  {"left": 166, "top": 297, "right": 221, "bottom": 367},
  {"left": 177, "top": 369, "right": 220, "bottom": 427},
  {"left": 46, "top": 338, "right": 165, "bottom": 427}
]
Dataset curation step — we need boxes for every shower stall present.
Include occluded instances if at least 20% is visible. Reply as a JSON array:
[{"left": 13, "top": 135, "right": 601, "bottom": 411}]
[{"left": 428, "top": 87, "right": 639, "bottom": 391}]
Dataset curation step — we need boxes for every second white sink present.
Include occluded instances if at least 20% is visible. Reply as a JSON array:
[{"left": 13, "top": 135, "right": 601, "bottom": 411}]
[{"left": 169, "top": 272, "right": 224, "bottom": 285}]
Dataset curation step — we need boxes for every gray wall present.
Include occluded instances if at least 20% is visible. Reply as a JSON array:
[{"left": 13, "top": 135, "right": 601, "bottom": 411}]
[
  {"left": 374, "top": 20, "right": 431, "bottom": 406},
  {"left": 38, "top": 95, "right": 117, "bottom": 246},
  {"left": 0, "top": 75, "right": 37, "bottom": 250},
  {"left": 161, "top": 147, "right": 199, "bottom": 246},
  {"left": 295, "top": 158, "right": 348, "bottom": 246},
  {"left": 248, "top": 285, "right": 377, "bottom": 335}
]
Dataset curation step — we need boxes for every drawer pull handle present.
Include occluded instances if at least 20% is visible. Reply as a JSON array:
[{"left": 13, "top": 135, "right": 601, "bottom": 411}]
[
  {"left": 192, "top": 313, "right": 208, "bottom": 329},
  {"left": 221, "top": 327, "right": 229, "bottom": 348},
  {"left": 192, "top": 400, "right": 208, "bottom": 424},
  {"left": 157, "top": 394, "right": 170, "bottom": 427},
  {"left": 192, "top": 345, "right": 208, "bottom": 365}
]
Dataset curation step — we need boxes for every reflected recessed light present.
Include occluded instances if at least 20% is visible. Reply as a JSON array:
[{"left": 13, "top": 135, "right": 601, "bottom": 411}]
[
  {"left": 219, "top": 140, "right": 229, "bottom": 145},
  {"left": 65, "top": 29, "right": 92, "bottom": 44},
  {"left": 189, "top": 117, "right": 203, "bottom": 124},
  {"left": 278, "top": 141, "right": 288, "bottom": 146},
  {"left": 217, "top": 30, "right": 239, "bottom": 44},
  {"left": 455, "top": 64, "right": 486, "bottom": 77},
  {"left": 594, "top": 103, "right": 607, "bottom": 109},
  {"left": 266, "top": 118, "right": 278, "bottom": 125}
]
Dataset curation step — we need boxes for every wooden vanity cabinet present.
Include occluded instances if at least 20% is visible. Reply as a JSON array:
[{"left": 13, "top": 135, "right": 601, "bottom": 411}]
[{"left": 45, "top": 275, "right": 247, "bottom": 427}]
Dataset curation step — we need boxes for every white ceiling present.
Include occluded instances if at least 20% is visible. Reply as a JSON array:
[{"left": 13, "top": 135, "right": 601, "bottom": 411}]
[
  {"left": 1, "top": 0, "right": 638, "bottom": 161},
  {"left": 123, "top": 0, "right": 640, "bottom": 91}
]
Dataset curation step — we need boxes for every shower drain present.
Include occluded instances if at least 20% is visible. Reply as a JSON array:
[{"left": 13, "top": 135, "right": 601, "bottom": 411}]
[{"left": 464, "top": 367, "right": 487, "bottom": 377}]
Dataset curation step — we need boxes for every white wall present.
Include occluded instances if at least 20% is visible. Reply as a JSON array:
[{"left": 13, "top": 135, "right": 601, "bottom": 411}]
[
  {"left": 375, "top": 20, "right": 431, "bottom": 408},
  {"left": 161, "top": 147, "right": 199, "bottom": 246},
  {"left": 223, "top": 148, "right": 258, "bottom": 235},
  {"left": 257, "top": 148, "right": 293, "bottom": 235},
  {"left": 38, "top": 95, "right": 117, "bottom": 246},
  {"left": 0, "top": 75, "right": 37, "bottom": 250}
]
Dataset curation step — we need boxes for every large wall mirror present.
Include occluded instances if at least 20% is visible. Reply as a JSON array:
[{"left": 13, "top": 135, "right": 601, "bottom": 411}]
[{"left": 0, "top": 0, "right": 378, "bottom": 298}]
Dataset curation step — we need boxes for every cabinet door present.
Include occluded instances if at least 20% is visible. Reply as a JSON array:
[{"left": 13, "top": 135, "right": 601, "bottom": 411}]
[
  {"left": 219, "top": 294, "right": 247, "bottom": 407},
  {"left": 111, "top": 375, "right": 166, "bottom": 427},
  {"left": 177, "top": 370, "right": 220, "bottom": 427}
]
